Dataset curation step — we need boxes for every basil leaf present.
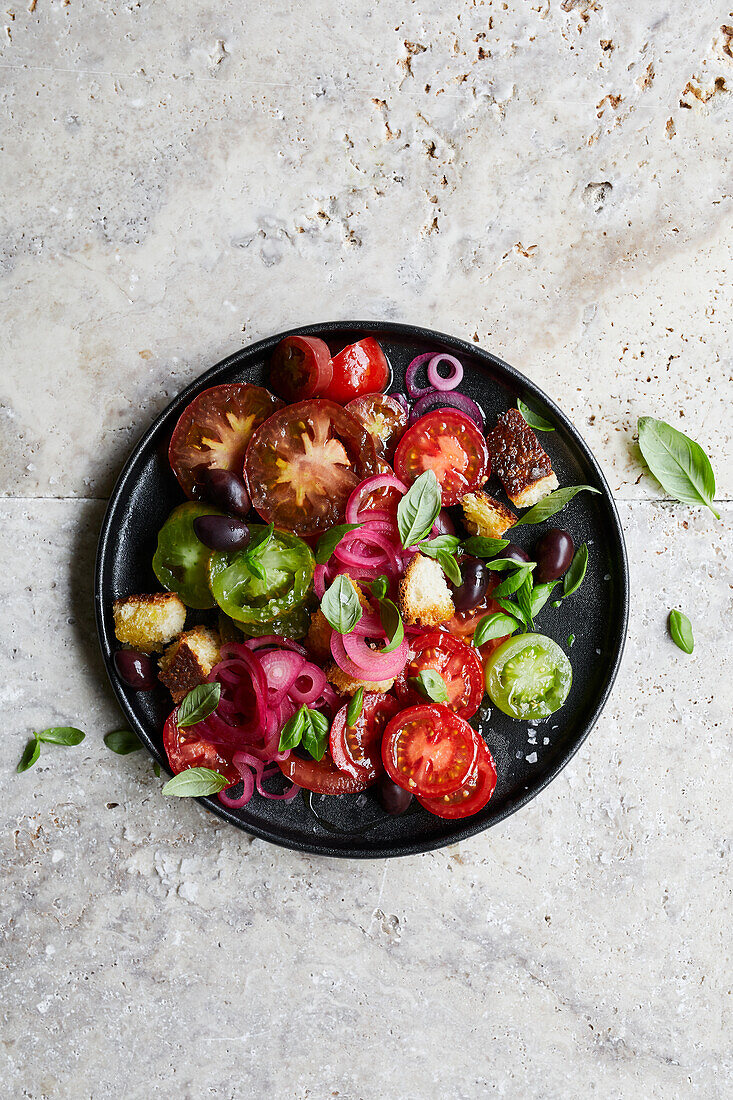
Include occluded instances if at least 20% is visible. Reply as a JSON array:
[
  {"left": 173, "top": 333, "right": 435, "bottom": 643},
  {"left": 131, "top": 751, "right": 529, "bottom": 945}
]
[
  {"left": 436, "top": 549, "right": 462, "bottom": 586},
  {"left": 104, "top": 729, "right": 142, "bottom": 755},
  {"left": 517, "top": 398, "right": 555, "bottom": 432},
  {"left": 410, "top": 669, "right": 448, "bottom": 704},
  {"left": 37, "top": 726, "right": 85, "bottom": 746},
  {"left": 530, "top": 581, "right": 558, "bottom": 617},
  {"left": 162, "top": 767, "right": 231, "bottom": 797},
  {"left": 552, "top": 599, "right": 562, "bottom": 609},
  {"left": 515, "top": 573, "right": 534, "bottom": 629},
  {"left": 378, "top": 598, "right": 405, "bottom": 654},
  {"left": 514, "top": 485, "right": 601, "bottom": 526},
  {"left": 301, "top": 709, "right": 329, "bottom": 762},
  {"left": 419, "top": 534, "right": 462, "bottom": 553},
  {"left": 474, "top": 612, "right": 521, "bottom": 647},
  {"left": 397, "top": 470, "right": 441, "bottom": 547},
  {"left": 486, "top": 557, "right": 536, "bottom": 572},
  {"left": 491, "top": 564, "right": 535, "bottom": 598},
  {"left": 245, "top": 556, "right": 268, "bottom": 583},
  {"left": 17, "top": 737, "right": 40, "bottom": 773},
  {"left": 496, "top": 597, "right": 528, "bottom": 626},
  {"left": 638, "top": 417, "right": 719, "bottom": 518},
  {"left": 369, "top": 575, "right": 389, "bottom": 600},
  {"left": 279, "top": 707, "right": 306, "bottom": 752},
  {"left": 462, "top": 536, "right": 510, "bottom": 559},
  {"left": 567, "top": 634, "right": 575, "bottom": 647},
  {"left": 563, "top": 544, "right": 588, "bottom": 597},
  {"left": 153, "top": 762, "right": 161, "bottom": 778},
  {"left": 176, "top": 682, "right": 221, "bottom": 729},
  {"left": 248, "top": 522, "right": 275, "bottom": 558},
  {"left": 321, "top": 575, "right": 363, "bottom": 634},
  {"left": 315, "top": 523, "right": 363, "bottom": 565},
  {"left": 668, "top": 610, "right": 694, "bottom": 654},
  {"left": 346, "top": 687, "right": 364, "bottom": 726}
]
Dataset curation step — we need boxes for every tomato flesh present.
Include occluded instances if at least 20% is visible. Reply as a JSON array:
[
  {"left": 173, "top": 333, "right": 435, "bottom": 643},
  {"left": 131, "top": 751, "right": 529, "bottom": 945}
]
[
  {"left": 485, "top": 633, "right": 572, "bottom": 719},
  {"left": 270, "top": 335, "right": 333, "bottom": 403},
  {"left": 163, "top": 710, "right": 239, "bottom": 786},
  {"left": 329, "top": 693, "right": 401, "bottom": 781},
  {"left": 394, "top": 409, "right": 489, "bottom": 506},
  {"left": 417, "top": 737, "right": 497, "bottom": 819},
  {"left": 244, "top": 399, "right": 377, "bottom": 536},
  {"left": 346, "top": 393, "right": 407, "bottom": 460},
  {"left": 169, "top": 383, "right": 282, "bottom": 498},
  {"left": 278, "top": 751, "right": 372, "bottom": 794},
  {"left": 321, "top": 338, "right": 390, "bottom": 404},
  {"left": 382, "top": 704, "right": 479, "bottom": 797},
  {"left": 395, "top": 632, "right": 484, "bottom": 719}
]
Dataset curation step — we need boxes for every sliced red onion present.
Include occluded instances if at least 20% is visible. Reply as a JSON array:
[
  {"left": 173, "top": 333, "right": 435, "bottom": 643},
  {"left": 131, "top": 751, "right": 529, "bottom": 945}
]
[
  {"left": 289, "top": 665, "right": 327, "bottom": 705},
  {"left": 427, "top": 353, "right": 463, "bottom": 391},
  {"left": 409, "top": 391, "right": 485, "bottom": 430},
  {"left": 243, "top": 636, "right": 307, "bottom": 656},
  {"left": 392, "top": 392, "right": 410, "bottom": 414},
  {"left": 258, "top": 649, "right": 305, "bottom": 704},
  {"left": 345, "top": 474, "right": 408, "bottom": 524},
  {"left": 218, "top": 770, "right": 254, "bottom": 808},
  {"left": 330, "top": 630, "right": 409, "bottom": 681},
  {"left": 405, "top": 353, "right": 435, "bottom": 399}
]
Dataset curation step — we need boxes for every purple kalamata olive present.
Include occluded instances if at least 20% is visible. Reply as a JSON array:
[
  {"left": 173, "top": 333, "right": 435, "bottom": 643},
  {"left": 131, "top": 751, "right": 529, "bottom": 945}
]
[
  {"left": 193, "top": 515, "right": 251, "bottom": 552},
  {"left": 450, "top": 556, "right": 490, "bottom": 612},
  {"left": 377, "top": 775, "right": 413, "bottom": 815},
  {"left": 191, "top": 467, "right": 251, "bottom": 517},
  {"left": 534, "top": 528, "right": 574, "bottom": 582},
  {"left": 502, "top": 543, "right": 531, "bottom": 565},
  {"left": 114, "top": 649, "right": 156, "bottom": 691}
]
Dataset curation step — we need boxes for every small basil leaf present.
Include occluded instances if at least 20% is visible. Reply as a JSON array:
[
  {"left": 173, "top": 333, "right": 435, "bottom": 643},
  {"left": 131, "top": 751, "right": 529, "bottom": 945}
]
[
  {"left": 245, "top": 556, "right": 267, "bottom": 583},
  {"left": 486, "top": 557, "right": 536, "bottom": 572},
  {"left": 378, "top": 598, "right": 405, "bottom": 654},
  {"left": 462, "top": 536, "right": 510, "bottom": 559},
  {"left": 491, "top": 564, "right": 535, "bottom": 598},
  {"left": 153, "top": 762, "right": 161, "bottom": 778},
  {"left": 103, "top": 730, "right": 142, "bottom": 755},
  {"left": 410, "top": 669, "right": 449, "bottom": 704},
  {"left": 301, "top": 709, "right": 329, "bottom": 762},
  {"left": 567, "top": 634, "right": 575, "bottom": 647},
  {"left": 279, "top": 707, "right": 306, "bottom": 752},
  {"left": 397, "top": 470, "right": 441, "bottom": 547},
  {"left": 474, "top": 612, "right": 521, "bottom": 647},
  {"left": 315, "top": 523, "right": 363, "bottom": 565},
  {"left": 162, "top": 767, "right": 231, "bottom": 797},
  {"left": 176, "top": 682, "right": 221, "bottom": 729},
  {"left": 436, "top": 549, "right": 462, "bottom": 586},
  {"left": 496, "top": 597, "right": 528, "bottom": 626},
  {"left": 638, "top": 417, "right": 719, "bottom": 519},
  {"left": 515, "top": 573, "right": 534, "bottom": 629},
  {"left": 668, "top": 610, "right": 694, "bottom": 654},
  {"left": 37, "top": 726, "right": 85, "bottom": 746},
  {"left": 346, "top": 687, "right": 364, "bottom": 726},
  {"left": 563, "top": 544, "right": 589, "bottom": 597},
  {"left": 419, "top": 534, "right": 462, "bottom": 554},
  {"left": 514, "top": 485, "right": 600, "bottom": 526},
  {"left": 552, "top": 599, "right": 562, "bottom": 609},
  {"left": 321, "top": 575, "right": 363, "bottom": 634},
  {"left": 17, "top": 737, "right": 40, "bottom": 773},
  {"left": 248, "top": 522, "right": 275, "bottom": 558},
  {"left": 530, "top": 581, "right": 558, "bottom": 617},
  {"left": 517, "top": 398, "right": 555, "bottom": 432},
  {"left": 369, "top": 575, "right": 389, "bottom": 600}
]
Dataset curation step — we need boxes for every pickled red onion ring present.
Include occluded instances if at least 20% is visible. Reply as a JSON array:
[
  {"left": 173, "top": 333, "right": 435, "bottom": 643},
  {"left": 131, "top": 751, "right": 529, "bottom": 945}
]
[
  {"left": 409, "top": 391, "right": 485, "bottom": 430},
  {"left": 405, "top": 352, "right": 434, "bottom": 399},
  {"left": 330, "top": 630, "right": 409, "bottom": 681},
  {"left": 427, "top": 353, "right": 463, "bottom": 391},
  {"left": 345, "top": 474, "right": 408, "bottom": 524}
]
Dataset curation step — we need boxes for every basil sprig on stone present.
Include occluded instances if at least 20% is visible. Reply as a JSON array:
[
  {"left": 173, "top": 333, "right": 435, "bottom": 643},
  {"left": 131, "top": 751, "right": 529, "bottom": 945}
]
[
  {"left": 321, "top": 574, "right": 363, "bottom": 634},
  {"left": 638, "top": 417, "right": 719, "bottom": 518},
  {"left": 397, "top": 470, "right": 441, "bottom": 547},
  {"left": 16, "top": 727, "right": 86, "bottom": 774},
  {"left": 176, "top": 683, "right": 221, "bottom": 728},
  {"left": 668, "top": 610, "right": 694, "bottom": 654},
  {"left": 162, "top": 767, "right": 231, "bottom": 797}
]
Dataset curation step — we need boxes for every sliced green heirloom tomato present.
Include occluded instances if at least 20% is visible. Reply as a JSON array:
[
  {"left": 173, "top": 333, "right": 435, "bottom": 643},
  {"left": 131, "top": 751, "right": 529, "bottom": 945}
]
[
  {"left": 208, "top": 524, "right": 314, "bottom": 625},
  {"left": 236, "top": 600, "right": 314, "bottom": 640},
  {"left": 484, "top": 632, "right": 572, "bottom": 720},
  {"left": 153, "top": 501, "right": 224, "bottom": 609}
]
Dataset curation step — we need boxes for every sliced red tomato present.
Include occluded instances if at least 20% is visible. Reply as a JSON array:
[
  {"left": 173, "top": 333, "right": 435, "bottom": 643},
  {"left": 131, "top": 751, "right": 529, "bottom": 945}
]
[
  {"left": 443, "top": 576, "right": 511, "bottom": 669},
  {"left": 382, "top": 704, "right": 479, "bottom": 797},
  {"left": 329, "top": 692, "right": 401, "bottom": 781},
  {"left": 269, "top": 335, "right": 333, "bottom": 403},
  {"left": 395, "top": 632, "right": 484, "bottom": 719},
  {"left": 244, "top": 399, "right": 377, "bottom": 536},
  {"left": 417, "top": 737, "right": 497, "bottom": 819},
  {"left": 278, "top": 751, "right": 372, "bottom": 794},
  {"left": 163, "top": 710, "right": 239, "bottom": 786},
  {"left": 320, "top": 338, "right": 390, "bottom": 404},
  {"left": 393, "top": 409, "right": 489, "bottom": 506},
  {"left": 346, "top": 393, "right": 407, "bottom": 460},
  {"left": 169, "top": 383, "right": 282, "bottom": 498}
]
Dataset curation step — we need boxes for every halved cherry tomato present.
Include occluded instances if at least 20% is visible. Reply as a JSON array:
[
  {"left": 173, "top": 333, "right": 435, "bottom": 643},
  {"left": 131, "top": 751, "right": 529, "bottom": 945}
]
[
  {"left": 269, "top": 335, "right": 333, "bottom": 403},
  {"left": 346, "top": 393, "right": 407, "bottom": 460},
  {"left": 278, "top": 751, "right": 372, "bottom": 794},
  {"left": 320, "top": 338, "right": 390, "bottom": 404},
  {"left": 329, "top": 692, "right": 401, "bottom": 781},
  {"left": 163, "top": 710, "right": 239, "bottom": 786},
  {"left": 417, "top": 737, "right": 497, "bottom": 819},
  {"left": 394, "top": 409, "right": 489, "bottom": 506},
  {"left": 382, "top": 704, "right": 479, "bottom": 797},
  {"left": 169, "top": 383, "right": 282, "bottom": 498},
  {"left": 395, "top": 632, "right": 484, "bottom": 719},
  {"left": 244, "top": 399, "right": 377, "bottom": 536}
]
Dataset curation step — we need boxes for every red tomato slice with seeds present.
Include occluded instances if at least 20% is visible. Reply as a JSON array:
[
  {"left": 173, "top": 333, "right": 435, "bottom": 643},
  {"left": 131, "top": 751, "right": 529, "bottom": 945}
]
[
  {"left": 417, "top": 737, "right": 497, "bottom": 819},
  {"left": 393, "top": 409, "right": 489, "bottom": 506},
  {"left": 346, "top": 393, "right": 408, "bottom": 460},
  {"left": 329, "top": 692, "right": 401, "bottom": 781},
  {"left": 270, "top": 335, "right": 333, "bottom": 403},
  {"left": 395, "top": 632, "right": 484, "bottom": 720},
  {"left": 320, "top": 338, "right": 390, "bottom": 404},
  {"left": 163, "top": 710, "right": 239, "bottom": 786},
  {"left": 169, "top": 383, "right": 282, "bottom": 498},
  {"left": 278, "top": 751, "right": 372, "bottom": 794},
  {"left": 382, "top": 704, "right": 479, "bottom": 797},
  {"left": 244, "top": 399, "right": 378, "bottom": 536}
]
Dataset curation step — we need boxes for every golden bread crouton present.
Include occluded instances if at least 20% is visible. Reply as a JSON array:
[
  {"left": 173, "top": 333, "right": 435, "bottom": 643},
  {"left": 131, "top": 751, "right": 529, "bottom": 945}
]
[
  {"left": 486, "top": 408, "right": 559, "bottom": 508},
  {"left": 461, "top": 491, "right": 517, "bottom": 538},
  {"left": 305, "top": 581, "right": 371, "bottom": 661},
  {"left": 326, "top": 662, "right": 395, "bottom": 697},
  {"left": 112, "top": 593, "right": 186, "bottom": 653},
  {"left": 399, "top": 553, "right": 454, "bottom": 627},
  {"left": 158, "top": 627, "right": 221, "bottom": 703}
]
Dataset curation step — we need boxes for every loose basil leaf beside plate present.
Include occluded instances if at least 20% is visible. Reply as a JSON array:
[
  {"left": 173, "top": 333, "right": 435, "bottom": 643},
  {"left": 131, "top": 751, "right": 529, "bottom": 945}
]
[{"left": 638, "top": 417, "right": 719, "bottom": 518}]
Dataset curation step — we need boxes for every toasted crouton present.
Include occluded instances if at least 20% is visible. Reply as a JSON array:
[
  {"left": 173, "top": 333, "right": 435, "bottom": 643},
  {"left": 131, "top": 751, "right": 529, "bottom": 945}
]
[
  {"left": 305, "top": 582, "right": 371, "bottom": 661},
  {"left": 399, "top": 553, "right": 454, "bottom": 627},
  {"left": 158, "top": 627, "right": 221, "bottom": 703},
  {"left": 486, "top": 408, "right": 559, "bottom": 508},
  {"left": 112, "top": 593, "right": 186, "bottom": 653},
  {"left": 326, "top": 662, "right": 395, "bottom": 697},
  {"left": 461, "top": 491, "right": 517, "bottom": 538}
]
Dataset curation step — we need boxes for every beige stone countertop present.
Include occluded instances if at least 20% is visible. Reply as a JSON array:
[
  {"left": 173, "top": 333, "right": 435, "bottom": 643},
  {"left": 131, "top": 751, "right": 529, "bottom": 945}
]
[{"left": 1, "top": 3, "right": 731, "bottom": 1098}]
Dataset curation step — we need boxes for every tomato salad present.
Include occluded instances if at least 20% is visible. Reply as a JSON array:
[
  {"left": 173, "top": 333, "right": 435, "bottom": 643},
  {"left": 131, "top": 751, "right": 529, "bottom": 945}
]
[{"left": 111, "top": 334, "right": 595, "bottom": 822}]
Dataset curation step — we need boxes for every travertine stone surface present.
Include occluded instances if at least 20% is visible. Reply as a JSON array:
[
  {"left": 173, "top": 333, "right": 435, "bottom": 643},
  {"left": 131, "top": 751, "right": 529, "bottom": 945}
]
[{"left": 1, "top": 2, "right": 731, "bottom": 1098}]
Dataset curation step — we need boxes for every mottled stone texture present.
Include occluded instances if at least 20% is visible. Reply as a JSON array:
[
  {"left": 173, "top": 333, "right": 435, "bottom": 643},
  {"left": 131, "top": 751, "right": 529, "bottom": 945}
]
[{"left": 1, "top": 1, "right": 731, "bottom": 1098}]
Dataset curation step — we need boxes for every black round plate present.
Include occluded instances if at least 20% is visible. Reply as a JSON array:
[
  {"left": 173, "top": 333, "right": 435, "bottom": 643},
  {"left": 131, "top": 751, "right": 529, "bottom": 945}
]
[{"left": 95, "top": 322, "right": 629, "bottom": 858}]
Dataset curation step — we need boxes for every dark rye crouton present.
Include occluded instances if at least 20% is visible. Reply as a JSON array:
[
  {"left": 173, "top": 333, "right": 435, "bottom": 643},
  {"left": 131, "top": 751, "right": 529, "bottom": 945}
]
[
  {"left": 158, "top": 627, "right": 221, "bottom": 703},
  {"left": 486, "top": 409, "right": 558, "bottom": 508}
]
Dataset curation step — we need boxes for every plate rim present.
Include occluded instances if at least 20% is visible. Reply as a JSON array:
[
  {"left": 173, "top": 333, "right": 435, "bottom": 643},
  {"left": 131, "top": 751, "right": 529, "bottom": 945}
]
[{"left": 95, "top": 320, "right": 630, "bottom": 859}]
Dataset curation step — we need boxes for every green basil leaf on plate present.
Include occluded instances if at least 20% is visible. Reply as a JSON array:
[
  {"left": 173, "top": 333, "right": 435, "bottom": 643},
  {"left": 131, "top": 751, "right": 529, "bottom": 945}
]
[
  {"left": 346, "top": 687, "right": 364, "bottom": 726},
  {"left": 397, "top": 470, "right": 441, "bottom": 548},
  {"left": 461, "top": 536, "right": 510, "bottom": 559},
  {"left": 162, "top": 767, "right": 231, "bottom": 797},
  {"left": 378, "top": 598, "right": 405, "bottom": 654},
  {"left": 176, "top": 682, "right": 221, "bottom": 729},
  {"left": 321, "top": 574, "right": 363, "bottom": 634},
  {"left": 301, "top": 709, "right": 329, "bottom": 762},
  {"left": 368, "top": 575, "right": 389, "bottom": 600},
  {"left": 514, "top": 485, "right": 600, "bottom": 526},
  {"left": 563, "top": 544, "right": 589, "bottom": 597},
  {"left": 315, "top": 523, "right": 363, "bottom": 565},
  {"left": 638, "top": 417, "right": 719, "bottom": 518},
  {"left": 530, "top": 581, "right": 558, "bottom": 617},
  {"left": 515, "top": 572, "right": 534, "bottom": 629},
  {"left": 473, "top": 612, "right": 521, "bottom": 647},
  {"left": 491, "top": 563, "right": 535, "bottom": 598},
  {"left": 517, "top": 398, "right": 555, "bottom": 432},
  {"left": 409, "top": 669, "right": 448, "bottom": 704}
]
